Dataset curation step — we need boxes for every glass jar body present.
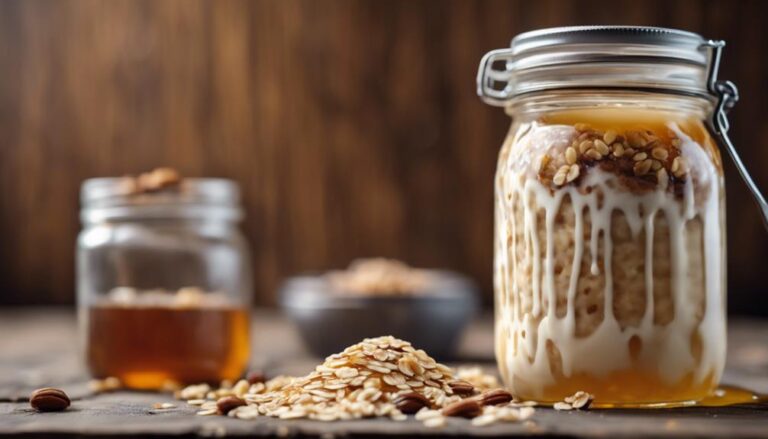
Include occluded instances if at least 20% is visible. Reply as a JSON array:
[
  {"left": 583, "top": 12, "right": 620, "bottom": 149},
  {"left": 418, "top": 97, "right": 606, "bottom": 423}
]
[
  {"left": 493, "top": 91, "right": 726, "bottom": 406},
  {"left": 77, "top": 216, "right": 252, "bottom": 389}
]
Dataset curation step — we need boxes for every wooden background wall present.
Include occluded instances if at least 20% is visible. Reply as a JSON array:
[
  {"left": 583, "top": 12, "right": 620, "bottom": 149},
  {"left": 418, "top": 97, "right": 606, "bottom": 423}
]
[{"left": 1, "top": 0, "right": 767, "bottom": 314}]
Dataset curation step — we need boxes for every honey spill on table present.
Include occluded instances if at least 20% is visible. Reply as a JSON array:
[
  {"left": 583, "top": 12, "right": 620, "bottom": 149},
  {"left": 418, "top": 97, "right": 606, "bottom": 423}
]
[
  {"left": 694, "top": 385, "right": 766, "bottom": 407},
  {"left": 540, "top": 385, "right": 766, "bottom": 409}
]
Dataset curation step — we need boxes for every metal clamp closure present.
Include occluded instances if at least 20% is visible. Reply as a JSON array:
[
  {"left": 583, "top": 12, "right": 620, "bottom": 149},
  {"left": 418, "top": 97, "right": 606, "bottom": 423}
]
[
  {"left": 476, "top": 48, "right": 516, "bottom": 106},
  {"left": 702, "top": 40, "right": 768, "bottom": 230}
]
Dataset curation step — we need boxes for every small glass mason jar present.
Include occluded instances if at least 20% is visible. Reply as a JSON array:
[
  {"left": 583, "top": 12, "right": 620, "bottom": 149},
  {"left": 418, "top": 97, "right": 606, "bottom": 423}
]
[
  {"left": 77, "top": 175, "right": 252, "bottom": 389},
  {"left": 478, "top": 27, "right": 744, "bottom": 406}
]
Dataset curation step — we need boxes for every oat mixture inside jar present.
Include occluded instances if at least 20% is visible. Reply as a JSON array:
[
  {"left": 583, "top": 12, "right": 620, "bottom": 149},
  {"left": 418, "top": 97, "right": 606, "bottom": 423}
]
[
  {"left": 478, "top": 26, "right": 738, "bottom": 406},
  {"left": 494, "top": 107, "right": 725, "bottom": 404}
]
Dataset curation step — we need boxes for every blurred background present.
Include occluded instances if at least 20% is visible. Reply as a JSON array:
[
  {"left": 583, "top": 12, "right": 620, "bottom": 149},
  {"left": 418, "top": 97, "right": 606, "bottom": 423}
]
[{"left": 0, "top": 0, "right": 766, "bottom": 315}]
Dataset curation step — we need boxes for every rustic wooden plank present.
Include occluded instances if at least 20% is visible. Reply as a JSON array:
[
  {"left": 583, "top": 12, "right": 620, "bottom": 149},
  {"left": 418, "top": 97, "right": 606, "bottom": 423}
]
[
  {"left": 0, "top": 309, "right": 767, "bottom": 437},
  {"left": 1, "top": 391, "right": 768, "bottom": 437}
]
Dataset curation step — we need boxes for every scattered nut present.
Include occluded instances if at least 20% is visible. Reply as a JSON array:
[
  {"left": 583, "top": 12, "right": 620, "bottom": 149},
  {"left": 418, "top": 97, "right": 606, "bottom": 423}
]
[
  {"left": 480, "top": 388, "right": 514, "bottom": 406},
  {"left": 393, "top": 392, "right": 431, "bottom": 414},
  {"left": 245, "top": 370, "right": 267, "bottom": 384},
  {"left": 30, "top": 388, "right": 70, "bottom": 412},
  {"left": 447, "top": 380, "right": 475, "bottom": 397},
  {"left": 442, "top": 399, "right": 482, "bottom": 418},
  {"left": 217, "top": 396, "right": 246, "bottom": 414}
]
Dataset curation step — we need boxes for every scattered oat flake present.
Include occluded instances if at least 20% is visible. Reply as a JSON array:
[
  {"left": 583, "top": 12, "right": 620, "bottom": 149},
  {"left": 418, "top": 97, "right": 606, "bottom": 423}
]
[
  {"left": 563, "top": 391, "right": 593, "bottom": 409},
  {"left": 423, "top": 416, "right": 447, "bottom": 428},
  {"left": 472, "top": 414, "right": 497, "bottom": 426}
]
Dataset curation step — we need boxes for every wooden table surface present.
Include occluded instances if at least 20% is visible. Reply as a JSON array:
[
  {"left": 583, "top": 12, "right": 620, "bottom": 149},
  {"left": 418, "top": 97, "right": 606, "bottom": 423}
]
[{"left": 1, "top": 308, "right": 767, "bottom": 438}]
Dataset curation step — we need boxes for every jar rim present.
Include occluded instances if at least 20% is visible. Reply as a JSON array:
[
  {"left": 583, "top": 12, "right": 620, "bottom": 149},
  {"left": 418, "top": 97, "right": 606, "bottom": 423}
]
[
  {"left": 478, "top": 25, "right": 723, "bottom": 106},
  {"left": 80, "top": 177, "right": 243, "bottom": 222},
  {"left": 510, "top": 26, "right": 705, "bottom": 58}
]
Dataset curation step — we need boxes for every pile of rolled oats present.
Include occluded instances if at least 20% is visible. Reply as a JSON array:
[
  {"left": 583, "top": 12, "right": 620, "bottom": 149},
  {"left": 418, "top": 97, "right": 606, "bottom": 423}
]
[{"left": 176, "top": 336, "right": 541, "bottom": 428}]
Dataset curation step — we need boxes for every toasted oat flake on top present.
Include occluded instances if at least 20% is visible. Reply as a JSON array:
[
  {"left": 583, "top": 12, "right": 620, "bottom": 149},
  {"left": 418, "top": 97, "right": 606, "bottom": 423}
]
[{"left": 538, "top": 123, "right": 689, "bottom": 191}]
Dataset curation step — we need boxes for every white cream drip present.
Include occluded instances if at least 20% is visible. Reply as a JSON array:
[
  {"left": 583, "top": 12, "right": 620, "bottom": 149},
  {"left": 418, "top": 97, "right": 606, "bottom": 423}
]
[{"left": 494, "top": 122, "right": 726, "bottom": 398}]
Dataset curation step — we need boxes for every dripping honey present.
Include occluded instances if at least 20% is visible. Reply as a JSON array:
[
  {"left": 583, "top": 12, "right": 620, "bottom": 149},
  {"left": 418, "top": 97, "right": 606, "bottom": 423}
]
[{"left": 86, "top": 303, "right": 250, "bottom": 390}]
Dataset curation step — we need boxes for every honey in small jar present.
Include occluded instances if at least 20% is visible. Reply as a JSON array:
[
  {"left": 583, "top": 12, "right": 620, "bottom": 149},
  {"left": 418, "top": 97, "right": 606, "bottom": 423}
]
[
  {"left": 85, "top": 288, "right": 250, "bottom": 389},
  {"left": 77, "top": 171, "right": 253, "bottom": 389}
]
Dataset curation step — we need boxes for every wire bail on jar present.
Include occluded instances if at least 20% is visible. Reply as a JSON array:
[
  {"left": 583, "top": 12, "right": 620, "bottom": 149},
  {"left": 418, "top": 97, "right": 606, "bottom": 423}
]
[
  {"left": 702, "top": 40, "right": 768, "bottom": 230},
  {"left": 477, "top": 26, "right": 768, "bottom": 231}
]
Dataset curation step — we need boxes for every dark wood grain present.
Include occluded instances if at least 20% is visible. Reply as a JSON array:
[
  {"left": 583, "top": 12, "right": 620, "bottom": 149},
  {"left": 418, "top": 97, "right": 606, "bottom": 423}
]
[{"left": 0, "top": 0, "right": 767, "bottom": 310}]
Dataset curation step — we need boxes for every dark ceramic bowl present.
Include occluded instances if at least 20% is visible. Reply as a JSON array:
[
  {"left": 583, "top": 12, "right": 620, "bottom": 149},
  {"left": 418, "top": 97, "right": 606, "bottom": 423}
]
[{"left": 279, "top": 271, "right": 479, "bottom": 360}]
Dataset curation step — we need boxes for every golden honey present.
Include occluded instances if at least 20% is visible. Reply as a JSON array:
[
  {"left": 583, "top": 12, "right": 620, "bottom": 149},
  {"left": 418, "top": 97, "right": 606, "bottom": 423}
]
[{"left": 86, "top": 303, "right": 250, "bottom": 389}]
